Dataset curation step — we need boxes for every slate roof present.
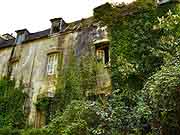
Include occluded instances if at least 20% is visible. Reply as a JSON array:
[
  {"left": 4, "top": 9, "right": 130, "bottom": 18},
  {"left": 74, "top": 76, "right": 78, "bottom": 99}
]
[
  {"left": 28, "top": 29, "right": 50, "bottom": 41},
  {"left": 0, "top": 29, "right": 50, "bottom": 49},
  {"left": 0, "top": 17, "right": 95, "bottom": 49},
  {"left": 0, "top": 39, "right": 15, "bottom": 49}
]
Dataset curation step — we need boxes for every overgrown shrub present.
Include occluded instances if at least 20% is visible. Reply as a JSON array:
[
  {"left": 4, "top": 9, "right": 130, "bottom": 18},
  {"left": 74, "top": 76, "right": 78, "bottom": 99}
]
[
  {"left": 49, "top": 51, "right": 82, "bottom": 118},
  {"left": 94, "top": 0, "right": 180, "bottom": 134},
  {"left": 0, "top": 79, "right": 27, "bottom": 129},
  {"left": 48, "top": 100, "right": 111, "bottom": 135},
  {"left": 21, "top": 128, "right": 48, "bottom": 135},
  {"left": 1, "top": 1, "right": 180, "bottom": 135},
  {"left": 35, "top": 97, "right": 50, "bottom": 111},
  {"left": 0, "top": 128, "right": 21, "bottom": 135}
]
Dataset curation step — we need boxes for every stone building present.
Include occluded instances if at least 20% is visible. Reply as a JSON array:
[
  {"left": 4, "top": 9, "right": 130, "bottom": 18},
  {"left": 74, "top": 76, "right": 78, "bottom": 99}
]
[{"left": 0, "top": 15, "right": 111, "bottom": 127}]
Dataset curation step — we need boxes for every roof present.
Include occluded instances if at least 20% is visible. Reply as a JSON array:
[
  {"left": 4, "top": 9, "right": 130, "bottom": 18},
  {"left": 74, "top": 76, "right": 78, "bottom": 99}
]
[
  {"left": 64, "top": 17, "right": 96, "bottom": 32},
  {"left": 0, "top": 39, "right": 15, "bottom": 49},
  {"left": 28, "top": 29, "right": 50, "bottom": 41},
  {"left": 0, "top": 17, "right": 96, "bottom": 49},
  {"left": 0, "top": 29, "right": 50, "bottom": 49}
]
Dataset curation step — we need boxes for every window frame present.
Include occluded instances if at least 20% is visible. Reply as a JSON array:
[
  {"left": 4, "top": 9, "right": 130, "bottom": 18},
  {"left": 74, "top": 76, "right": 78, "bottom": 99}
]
[
  {"left": 95, "top": 44, "right": 109, "bottom": 65},
  {"left": 16, "top": 33, "right": 25, "bottom": 44},
  {"left": 47, "top": 53, "right": 59, "bottom": 76}
]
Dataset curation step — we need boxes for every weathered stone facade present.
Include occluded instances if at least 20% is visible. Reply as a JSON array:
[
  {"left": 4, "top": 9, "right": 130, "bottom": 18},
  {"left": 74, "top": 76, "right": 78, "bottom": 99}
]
[{"left": 0, "top": 16, "right": 111, "bottom": 127}]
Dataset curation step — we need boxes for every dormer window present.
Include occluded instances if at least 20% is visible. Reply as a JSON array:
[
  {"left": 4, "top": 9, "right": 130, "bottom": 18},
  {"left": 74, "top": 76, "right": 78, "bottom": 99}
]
[
  {"left": 47, "top": 53, "right": 58, "bottom": 75},
  {"left": 15, "top": 29, "right": 29, "bottom": 44},
  {"left": 16, "top": 33, "right": 25, "bottom": 44},
  {"left": 50, "top": 18, "right": 66, "bottom": 34},
  {"left": 51, "top": 21, "right": 60, "bottom": 33}
]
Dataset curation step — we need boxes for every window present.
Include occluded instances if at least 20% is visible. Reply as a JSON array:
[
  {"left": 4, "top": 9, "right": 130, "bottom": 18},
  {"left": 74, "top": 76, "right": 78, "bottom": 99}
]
[
  {"left": 96, "top": 45, "right": 109, "bottom": 64},
  {"left": 50, "top": 18, "right": 66, "bottom": 34},
  {"left": 52, "top": 22, "right": 60, "bottom": 33},
  {"left": 47, "top": 53, "right": 58, "bottom": 75},
  {"left": 16, "top": 33, "right": 25, "bottom": 44}
]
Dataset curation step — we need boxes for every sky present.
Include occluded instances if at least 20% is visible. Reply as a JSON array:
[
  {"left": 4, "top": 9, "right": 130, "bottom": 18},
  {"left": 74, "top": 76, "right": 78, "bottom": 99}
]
[{"left": 0, "top": 0, "right": 134, "bottom": 35}]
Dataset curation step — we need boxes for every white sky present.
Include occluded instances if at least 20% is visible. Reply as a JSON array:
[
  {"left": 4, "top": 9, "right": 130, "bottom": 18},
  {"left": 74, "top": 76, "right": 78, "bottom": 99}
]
[{"left": 0, "top": 0, "right": 134, "bottom": 35}]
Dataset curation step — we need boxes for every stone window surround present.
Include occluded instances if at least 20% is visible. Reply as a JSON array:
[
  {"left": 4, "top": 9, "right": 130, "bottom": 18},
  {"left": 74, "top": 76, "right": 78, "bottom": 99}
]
[
  {"left": 47, "top": 53, "right": 58, "bottom": 76},
  {"left": 95, "top": 42, "right": 110, "bottom": 65},
  {"left": 46, "top": 47, "right": 63, "bottom": 76}
]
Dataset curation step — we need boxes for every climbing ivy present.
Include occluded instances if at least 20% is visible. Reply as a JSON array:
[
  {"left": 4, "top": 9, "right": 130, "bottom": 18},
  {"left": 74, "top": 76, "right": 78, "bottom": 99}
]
[
  {"left": 2, "top": 1, "right": 180, "bottom": 135},
  {"left": 49, "top": 50, "right": 82, "bottom": 117},
  {"left": 0, "top": 78, "right": 27, "bottom": 129},
  {"left": 142, "top": 9, "right": 180, "bottom": 134},
  {"left": 35, "top": 95, "right": 51, "bottom": 112},
  {"left": 48, "top": 100, "right": 111, "bottom": 135},
  {"left": 47, "top": 1, "right": 180, "bottom": 134},
  {"left": 94, "top": 0, "right": 180, "bottom": 134}
]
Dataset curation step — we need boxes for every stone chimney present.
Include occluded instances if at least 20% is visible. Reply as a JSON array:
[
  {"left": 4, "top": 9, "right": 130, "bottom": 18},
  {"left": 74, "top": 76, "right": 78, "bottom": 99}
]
[
  {"left": 0, "top": 36, "right": 4, "bottom": 41},
  {"left": 15, "top": 29, "right": 29, "bottom": 44},
  {"left": 50, "top": 18, "right": 66, "bottom": 34},
  {"left": 2, "top": 33, "right": 15, "bottom": 40}
]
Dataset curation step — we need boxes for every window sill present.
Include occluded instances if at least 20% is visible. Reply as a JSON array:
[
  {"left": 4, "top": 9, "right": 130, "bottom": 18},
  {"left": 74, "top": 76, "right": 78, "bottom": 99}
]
[{"left": 93, "top": 38, "right": 109, "bottom": 46}]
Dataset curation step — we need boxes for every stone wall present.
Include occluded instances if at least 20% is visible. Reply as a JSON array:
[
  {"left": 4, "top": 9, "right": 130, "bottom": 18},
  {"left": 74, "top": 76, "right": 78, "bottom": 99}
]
[{"left": 0, "top": 23, "right": 111, "bottom": 127}]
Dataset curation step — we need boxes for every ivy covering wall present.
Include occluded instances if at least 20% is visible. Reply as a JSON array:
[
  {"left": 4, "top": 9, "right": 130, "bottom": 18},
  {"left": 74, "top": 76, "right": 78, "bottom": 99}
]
[
  {"left": 0, "top": 79, "right": 27, "bottom": 129},
  {"left": 1, "top": 0, "right": 180, "bottom": 135},
  {"left": 94, "top": 0, "right": 180, "bottom": 134}
]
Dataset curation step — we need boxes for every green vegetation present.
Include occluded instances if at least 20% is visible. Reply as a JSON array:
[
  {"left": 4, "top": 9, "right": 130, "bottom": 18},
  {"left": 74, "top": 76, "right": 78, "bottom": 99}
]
[
  {"left": 48, "top": 100, "right": 110, "bottom": 135},
  {"left": 100, "top": 0, "right": 180, "bottom": 134},
  {"left": 21, "top": 128, "right": 48, "bottom": 135},
  {"left": 1, "top": 0, "right": 180, "bottom": 135},
  {"left": 0, "top": 79, "right": 27, "bottom": 129}
]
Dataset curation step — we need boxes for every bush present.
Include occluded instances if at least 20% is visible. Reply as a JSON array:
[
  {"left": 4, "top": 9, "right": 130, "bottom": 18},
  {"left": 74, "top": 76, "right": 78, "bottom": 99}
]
[
  {"left": 0, "top": 128, "right": 21, "bottom": 135},
  {"left": 21, "top": 128, "right": 48, "bottom": 135},
  {"left": 48, "top": 100, "right": 111, "bottom": 135},
  {"left": 0, "top": 79, "right": 27, "bottom": 129}
]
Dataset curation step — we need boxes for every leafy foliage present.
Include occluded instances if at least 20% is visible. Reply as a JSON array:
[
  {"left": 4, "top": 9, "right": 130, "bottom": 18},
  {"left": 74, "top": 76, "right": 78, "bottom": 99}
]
[
  {"left": 0, "top": 79, "right": 27, "bottom": 129},
  {"left": 48, "top": 100, "right": 111, "bottom": 135},
  {"left": 0, "top": 128, "right": 22, "bottom": 135},
  {"left": 2, "top": 1, "right": 180, "bottom": 135},
  {"left": 21, "top": 128, "right": 48, "bottom": 135},
  {"left": 50, "top": 51, "right": 82, "bottom": 117},
  {"left": 142, "top": 9, "right": 180, "bottom": 134},
  {"left": 35, "top": 97, "right": 50, "bottom": 111},
  {"left": 144, "top": 66, "right": 180, "bottom": 129},
  {"left": 105, "top": 2, "right": 158, "bottom": 134},
  {"left": 95, "top": 0, "right": 180, "bottom": 134},
  {"left": 79, "top": 55, "right": 97, "bottom": 97},
  {"left": 0, "top": 128, "right": 48, "bottom": 135}
]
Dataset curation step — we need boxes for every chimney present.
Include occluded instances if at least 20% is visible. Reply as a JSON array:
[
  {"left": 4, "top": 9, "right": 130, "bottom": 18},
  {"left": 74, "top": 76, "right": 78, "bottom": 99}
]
[
  {"left": 15, "top": 29, "right": 29, "bottom": 44},
  {"left": 2, "top": 33, "right": 15, "bottom": 40},
  {"left": 0, "top": 36, "right": 4, "bottom": 41},
  {"left": 50, "top": 18, "right": 66, "bottom": 34}
]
